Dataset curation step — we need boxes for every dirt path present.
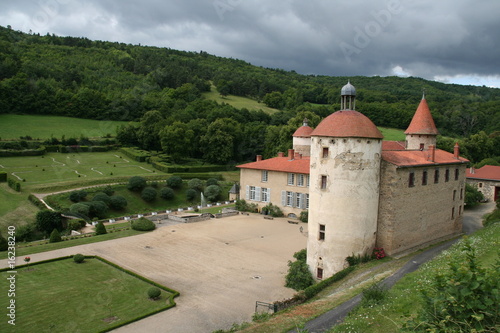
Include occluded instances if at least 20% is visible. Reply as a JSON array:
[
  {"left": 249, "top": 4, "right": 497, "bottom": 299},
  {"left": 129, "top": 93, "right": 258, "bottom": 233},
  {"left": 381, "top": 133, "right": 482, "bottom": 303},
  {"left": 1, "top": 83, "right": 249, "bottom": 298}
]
[{"left": 0, "top": 214, "right": 308, "bottom": 333}]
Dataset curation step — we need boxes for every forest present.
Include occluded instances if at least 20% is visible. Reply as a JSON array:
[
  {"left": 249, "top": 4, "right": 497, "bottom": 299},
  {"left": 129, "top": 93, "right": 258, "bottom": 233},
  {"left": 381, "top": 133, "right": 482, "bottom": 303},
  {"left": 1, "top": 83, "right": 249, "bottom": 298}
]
[{"left": 0, "top": 25, "right": 499, "bottom": 165}]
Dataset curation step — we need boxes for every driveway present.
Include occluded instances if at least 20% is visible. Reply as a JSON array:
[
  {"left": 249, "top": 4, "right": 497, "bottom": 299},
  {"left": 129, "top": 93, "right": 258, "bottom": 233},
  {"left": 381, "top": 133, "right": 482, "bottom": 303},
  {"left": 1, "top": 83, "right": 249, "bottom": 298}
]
[{"left": 1, "top": 214, "right": 308, "bottom": 333}]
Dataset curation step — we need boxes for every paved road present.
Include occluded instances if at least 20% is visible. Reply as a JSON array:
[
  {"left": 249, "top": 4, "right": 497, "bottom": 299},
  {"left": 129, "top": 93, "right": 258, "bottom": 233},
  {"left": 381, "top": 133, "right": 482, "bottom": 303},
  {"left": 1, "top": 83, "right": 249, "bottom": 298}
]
[{"left": 292, "top": 201, "right": 496, "bottom": 333}]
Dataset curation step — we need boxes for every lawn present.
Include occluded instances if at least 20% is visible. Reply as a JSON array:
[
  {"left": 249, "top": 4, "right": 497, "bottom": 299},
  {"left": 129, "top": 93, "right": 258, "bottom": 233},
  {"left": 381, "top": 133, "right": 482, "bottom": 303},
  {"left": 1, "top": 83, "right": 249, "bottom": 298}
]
[
  {"left": 203, "top": 84, "right": 279, "bottom": 114},
  {"left": 378, "top": 127, "right": 405, "bottom": 141},
  {"left": 0, "top": 151, "right": 164, "bottom": 188},
  {"left": 0, "top": 257, "right": 178, "bottom": 333},
  {"left": 0, "top": 114, "right": 128, "bottom": 140}
]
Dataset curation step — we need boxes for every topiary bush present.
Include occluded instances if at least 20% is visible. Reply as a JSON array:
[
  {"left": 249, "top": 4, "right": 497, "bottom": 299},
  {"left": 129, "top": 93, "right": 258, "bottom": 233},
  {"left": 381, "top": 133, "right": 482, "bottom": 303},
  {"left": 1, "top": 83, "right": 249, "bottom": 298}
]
[
  {"left": 73, "top": 254, "right": 85, "bottom": 263},
  {"left": 49, "top": 228, "right": 62, "bottom": 243},
  {"left": 147, "top": 287, "right": 161, "bottom": 300},
  {"left": 159, "top": 187, "right": 175, "bottom": 200},
  {"left": 67, "top": 220, "right": 83, "bottom": 231},
  {"left": 131, "top": 217, "right": 156, "bottom": 231},
  {"left": 186, "top": 188, "right": 197, "bottom": 201},
  {"left": 109, "top": 195, "right": 128, "bottom": 210},
  {"left": 206, "top": 178, "right": 219, "bottom": 186},
  {"left": 188, "top": 178, "right": 204, "bottom": 191},
  {"left": 94, "top": 221, "right": 107, "bottom": 235},
  {"left": 141, "top": 187, "right": 157, "bottom": 202},
  {"left": 127, "top": 176, "right": 147, "bottom": 191},
  {"left": 166, "top": 176, "right": 183, "bottom": 189},
  {"left": 204, "top": 185, "right": 221, "bottom": 202},
  {"left": 92, "top": 192, "right": 111, "bottom": 205}
]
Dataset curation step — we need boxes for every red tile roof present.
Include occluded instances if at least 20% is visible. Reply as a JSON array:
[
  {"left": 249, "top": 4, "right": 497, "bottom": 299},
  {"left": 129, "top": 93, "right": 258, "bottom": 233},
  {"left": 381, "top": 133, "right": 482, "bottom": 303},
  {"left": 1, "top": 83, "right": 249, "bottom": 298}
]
[
  {"left": 382, "top": 141, "right": 406, "bottom": 151},
  {"left": 237, "top": 156, "right": 310, "bottom": 174},
  {"left": 293, "top": 125, "right": 314, "bottom": 137},
  {"left": 382, "top": 149, "right": 468, "bottom": 167},
  {"left": 404, "top": 98, "right": 439, "bottom": 135},
  {"left": 466, "top": 165, "right": 500, "bottom": 181},
  {"left": 311, "top": 110, "right": 383, "bottom": 139}
]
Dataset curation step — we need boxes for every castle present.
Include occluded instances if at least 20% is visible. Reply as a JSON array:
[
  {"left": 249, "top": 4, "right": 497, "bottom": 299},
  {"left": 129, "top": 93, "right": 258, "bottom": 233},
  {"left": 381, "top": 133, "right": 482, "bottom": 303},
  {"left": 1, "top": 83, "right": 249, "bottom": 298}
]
[{"left": 237, "top": 82, "right": 469, "bottom": 280}]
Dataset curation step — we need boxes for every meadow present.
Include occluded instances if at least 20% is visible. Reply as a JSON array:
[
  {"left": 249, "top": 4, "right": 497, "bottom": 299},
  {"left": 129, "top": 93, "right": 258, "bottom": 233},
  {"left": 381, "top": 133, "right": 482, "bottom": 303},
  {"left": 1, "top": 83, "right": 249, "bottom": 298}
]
[
  {"left": 202, "top": 85, "right": 279, "bottom": 114},
  {"left": 0, "top": 114, "right": 129, "bottom": 140},
  {"left": 0, "top": 257, "right": 178, "bottom": 333}
]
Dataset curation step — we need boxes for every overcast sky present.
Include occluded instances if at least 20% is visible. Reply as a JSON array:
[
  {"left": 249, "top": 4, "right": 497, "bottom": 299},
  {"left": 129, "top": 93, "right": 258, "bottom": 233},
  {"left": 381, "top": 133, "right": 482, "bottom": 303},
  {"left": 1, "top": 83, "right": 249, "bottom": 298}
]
[{"left": 2, "top": 0, "right": 500, "bottom": 87}]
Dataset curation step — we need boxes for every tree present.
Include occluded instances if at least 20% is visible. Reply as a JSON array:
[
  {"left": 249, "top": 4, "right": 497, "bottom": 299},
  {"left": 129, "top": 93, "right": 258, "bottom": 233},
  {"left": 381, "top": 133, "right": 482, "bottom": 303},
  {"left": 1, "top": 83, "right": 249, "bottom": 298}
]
[
  {"left": 204, "top": 185, "right": 221, "bottom": 202},
  {"left": 69, "top": 203, "right": 90, "bottom": 217},
  {"left": 166, "top": 176, "right": 183, "bottom": 189},
  {"left": 285, "top": 249, "right": 314, "bottom": 291},
  {"left": 160, "top": 121, "right": 195, "bottom": 161},
  {"left": 95, "top": 222, "right": 107, "bottom": 235},
  {"left": 49, "top": 228, "right": 62, "bottom": 243},
  {"left": 109, "top": 195, "right": 127, "bottom": 210},
  {"left": 147, "top": 287, "right": 161, "bottom": 300},
  {"left": 159, "top": 187, "right": 175, "bottom": 200},
  {"left": 127, "top": 176, "right": 147, "bottom": 191},
  {"left": 92, "top": 192, "right": 111, "bottom": 205},
  {"left": 206, "top": 178, "right": 219, "bottom": 187},
  {"left": 35, "top": 210, "right": 63, "bottom": 235},
  {"left": 141, "top": 187, "right": 157, "bottom": 202},
  {"left": 84, "top": 201, "right": 108, "bottom": 219},
  {"left": 465, "top": 183, "right": 484, "bottom": 208},
  {"left": 188, "top": 178, "right": 204, "bottom": 191},
  {"left": 131, "top": 217, "right": 156, "bottom": 231},
  {"left": 186, "top": 189, "right": 197, "bottom": 201},
  {"left": 136, "top": 110, "right": 164, "bottom": 150}
]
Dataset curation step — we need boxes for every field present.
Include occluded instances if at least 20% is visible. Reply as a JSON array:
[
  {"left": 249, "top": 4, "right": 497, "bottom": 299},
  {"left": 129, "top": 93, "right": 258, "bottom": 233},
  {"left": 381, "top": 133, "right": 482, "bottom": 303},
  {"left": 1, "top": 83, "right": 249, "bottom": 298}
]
[
  {"left": 0, "top": 114, "right": 129, "bottom": 140},
  {"left": 0, "top": 257, "right": 177, "bottom": 333},
  {"left": 203, "top": 85, "right": 279, "bottom": 114},
  {"left": 0, "top": 151, "right": 162, "bottom": 188},
  {"left": 378, "top": 127, "right": 405, "bottom": 141}
]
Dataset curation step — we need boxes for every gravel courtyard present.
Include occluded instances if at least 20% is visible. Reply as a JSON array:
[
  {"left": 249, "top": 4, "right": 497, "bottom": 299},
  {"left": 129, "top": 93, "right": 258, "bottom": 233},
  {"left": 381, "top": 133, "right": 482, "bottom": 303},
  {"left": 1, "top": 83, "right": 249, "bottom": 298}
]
[{"left": 2, "top": 214, "right": 308, "bottom": 332}]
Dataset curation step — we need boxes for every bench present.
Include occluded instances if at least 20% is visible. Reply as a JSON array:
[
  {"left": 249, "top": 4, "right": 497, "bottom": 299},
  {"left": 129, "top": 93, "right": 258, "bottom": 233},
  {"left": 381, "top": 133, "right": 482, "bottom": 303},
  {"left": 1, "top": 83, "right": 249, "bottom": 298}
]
[
  {"left": 264, "top": 216, "right": 274, "bottom": 220},
  {"left": 288, "top": 220, "right": 299, "bottom": 224}
]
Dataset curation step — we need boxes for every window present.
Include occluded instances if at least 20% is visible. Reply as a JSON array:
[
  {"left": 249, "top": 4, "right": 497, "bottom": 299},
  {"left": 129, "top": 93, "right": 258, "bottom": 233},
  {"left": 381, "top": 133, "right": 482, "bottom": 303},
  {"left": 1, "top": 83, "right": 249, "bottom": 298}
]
[
  {"left": 478, "top": 182, "right": 483, "bottom": 188},
  {"left": 306, "top": 194, "right": 309, "bottom": 209},
  {"left": 295, "top": 193, "right": 301, "bottom": 208},
  {"left": 459, "top": 205, "right": 462, "bottom": 216},
  {"left": 318, "top": 224, "right": 325, "bottom": 241},
  {"left": 287, "top": 173, "right": 295, "bottom": 186},
  {"left": 451, "top": 207, "right": 455, "bottom": 219},
  {"left": 455, "top": 168, "right": 459, "bottom": 180},
  {"left": 322, "top": 147, "right": 329, "bottom": 158},
  {"left": 306, "top": 175, "right": 310, "bottom": 187},
  {"left": 409, "top": 172, "right": 415, "bottom": 187},
  {"left": 445, "top": 169, "right": 450, "bottom": 182},
  {"left": 419, "top": 143, "right": 425, "bottom": 150},
  {"left": 321, "top": 175, "right": 327, "bottom": 189},
  {"left": 434, "top": 169, "right": 440, "bottom": 184},
  {"left": 249, "top": 186, "right": 256, "bottom": 200},
  {"left": 261, "top": 170, "right": 268, "bottom": 182},
  {"left": 317, "top": 267, "right": 323, "bottom": 280},
  {"left": 286, "top": 191, "right": 293, "bottom": 206},
  {"left": 460, "top": 188, "right": 463, "bottom": 200},
  {"left": 453, "top": 190, "right": 456, "bottom": 201},
  {"left": 261, "top": 188, "right": 269, "bottom": 202},
  {"left": 422, "top": 170, "right": 428, "bottom": 185},
  {"left": 297, "top": 174, "right": 304, "bottom": 187}
]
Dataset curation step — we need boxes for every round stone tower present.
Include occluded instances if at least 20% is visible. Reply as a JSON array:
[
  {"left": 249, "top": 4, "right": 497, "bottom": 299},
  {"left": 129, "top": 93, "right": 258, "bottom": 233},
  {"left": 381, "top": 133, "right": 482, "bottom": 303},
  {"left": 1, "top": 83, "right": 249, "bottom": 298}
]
[
  {"left": 306, "top": 82, "right": 384, "bottom": 280},
  {"left": 292, "top": 118, "right": 313, "bottom": 157}
]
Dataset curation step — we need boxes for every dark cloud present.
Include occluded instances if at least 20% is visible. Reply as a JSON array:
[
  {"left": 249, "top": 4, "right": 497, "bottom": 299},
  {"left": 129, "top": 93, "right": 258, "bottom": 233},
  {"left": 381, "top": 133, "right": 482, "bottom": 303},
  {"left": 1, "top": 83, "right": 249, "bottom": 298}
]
[{"left": 2, "top": 0, "right": 500, "bottom": 86}]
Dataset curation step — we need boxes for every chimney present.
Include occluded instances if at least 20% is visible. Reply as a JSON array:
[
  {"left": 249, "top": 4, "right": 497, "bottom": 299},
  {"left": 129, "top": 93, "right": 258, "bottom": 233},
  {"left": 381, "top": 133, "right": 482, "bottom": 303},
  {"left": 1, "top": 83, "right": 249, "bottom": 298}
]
[
  {"left": 288, "top": 149, "right": 295, "bottom": 159},
  {"left": 294, "top": 152, "right": 300, "bottom": 160},
  {"left": 453, "top": 142, "right": 460, "bottom": 159},
  {"left": 278, "top": 152, "right": 284, "bottom": 158},
  {"left": 470, "top": 167, "right": 475, "bottom": 174},
  {"left": 256, "top": 155, "right": 262, "bottom": 162},
  {"left": 428, "top": 145, "right": 435, "bottom": 162}
]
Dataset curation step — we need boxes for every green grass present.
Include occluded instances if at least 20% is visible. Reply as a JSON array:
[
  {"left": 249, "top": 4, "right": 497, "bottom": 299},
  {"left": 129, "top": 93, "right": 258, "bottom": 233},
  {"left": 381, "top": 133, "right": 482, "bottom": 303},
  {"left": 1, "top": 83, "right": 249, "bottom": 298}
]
[
  {"left": 0, "top": 228, "right": 147, "bottom": 259},
  {"left": 203, "top": 85, "right": 279, "bottom": 114},
  {"left": 0, "top": 257, "right": 177, "bottom": 332},
  {"left": 329, "top": 222, "right": 500, "bottom": 333},
  {"left": 0, "top": 184, "right": 39, "bottom": 233},
  {"left": 378, "top": 127, "right": 405, "bottom": 141},
  {"left": 0, "top": 114, "right": 128, "bottom": 140},
  {"left": 0, "top": 151, "right": 164, "bottom": 189}
]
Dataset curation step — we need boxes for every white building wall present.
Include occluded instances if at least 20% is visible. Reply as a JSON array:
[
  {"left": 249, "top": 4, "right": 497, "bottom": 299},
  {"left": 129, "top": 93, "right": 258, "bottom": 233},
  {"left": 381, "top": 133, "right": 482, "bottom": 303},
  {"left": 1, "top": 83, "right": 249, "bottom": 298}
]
[{"left": 307, "top": 136, "right": 382, "bottom": 279}]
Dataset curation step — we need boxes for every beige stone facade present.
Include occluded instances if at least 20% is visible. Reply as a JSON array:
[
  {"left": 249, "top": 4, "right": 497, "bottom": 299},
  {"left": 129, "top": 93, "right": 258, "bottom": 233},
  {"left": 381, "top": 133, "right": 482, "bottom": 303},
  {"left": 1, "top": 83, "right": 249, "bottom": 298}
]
[{"left": 377, "top": 163, "right": 465, "bottom": 255}]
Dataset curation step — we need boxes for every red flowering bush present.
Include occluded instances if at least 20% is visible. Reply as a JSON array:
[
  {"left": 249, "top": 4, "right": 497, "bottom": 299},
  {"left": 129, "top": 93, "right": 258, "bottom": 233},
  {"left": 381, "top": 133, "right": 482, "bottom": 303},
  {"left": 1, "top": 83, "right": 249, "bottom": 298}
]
[{"left": 372, "top": 247, "right": 386, "bottom": 260}]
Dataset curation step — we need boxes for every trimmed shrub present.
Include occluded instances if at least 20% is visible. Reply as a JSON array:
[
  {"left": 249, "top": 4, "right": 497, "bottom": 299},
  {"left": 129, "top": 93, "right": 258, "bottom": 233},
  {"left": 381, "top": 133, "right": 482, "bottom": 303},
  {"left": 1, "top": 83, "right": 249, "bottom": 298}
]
[
  {"left": 0, "top": 232, "right": 8, "bottom": 251},
  {"left": 84, "top": 201, "right": 108, "bottom": 219},
  {"left": 36, "top": 210, "right": 63, "bottom": 234},
  {"left": 73, "top": 254, "right": 85, "bottom": 263},
  {"left": 235, "top": 199, "right": 258, "bottom": 213},
  {"left": 206, "top": 178, "right": 219, "bottom": 186},
  {"left": 127, "top": 176, "right": 147, "bottom": 191},
  {"left": 186, "top": 189, "right": 197, "bottom": 201},
  {"left": 0, "top": 171, "right": 7, "bottom": 182},
  {"left": 188, "top": 178, "right": 204, "bottom": 191},
  {"left": 166, "top": 176, "right": 183, "bottom": 189},
  {"left": 131, "top": 217, "right": 156, "bottom": 231},
  {"left": 49, "top": 228, "right": 62, "bottom": 243},
  {"left": 303, "top": 266, "right": 356, "bottom": 299},
  {"left": 67, "top": 220, "right": 83, "bottom": 231},
  {"left": 147, "top": 287, "right": 161, "bottom": 300},
  {"left": 141, "top": 187, "right": 157, "bottom": 202},
  {"left": 92, "top": 192, "right": 111, "bottom": 205},
  {"left": 109, "top": 195, "right": 128, "bottom": 210},
  {"left": 102, "top": 185, "right": 115, "bottom": 196},
  {"left": 159, "top": 187, "right": 175, "bottom": 200},
  {"left": 299, "top": 210, "right": 308, "bottom": 223},
  {"left": 262, "top": 203, "right": 284, "bottom": 217},
  {"left": 70, "top": 203, "right": 90, "bottom": 217},
  {"left": 95, "top": 222, "right": 107, "bottom": 235},
  {"left": 204, "top": 185, "right": 221, "bottom": 202},
  {"left": 285, "top": 249, "right": 314, "bottom": 291},
  {"left": 69, "top": 190, "right": 88, "bottom": 202}
]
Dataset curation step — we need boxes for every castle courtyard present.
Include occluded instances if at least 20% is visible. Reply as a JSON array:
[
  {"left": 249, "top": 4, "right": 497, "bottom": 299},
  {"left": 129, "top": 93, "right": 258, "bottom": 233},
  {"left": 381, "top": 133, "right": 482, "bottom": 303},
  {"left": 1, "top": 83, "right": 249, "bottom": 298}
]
[{"left": 1, "top": 215, "right": 308, "bottom": 333}]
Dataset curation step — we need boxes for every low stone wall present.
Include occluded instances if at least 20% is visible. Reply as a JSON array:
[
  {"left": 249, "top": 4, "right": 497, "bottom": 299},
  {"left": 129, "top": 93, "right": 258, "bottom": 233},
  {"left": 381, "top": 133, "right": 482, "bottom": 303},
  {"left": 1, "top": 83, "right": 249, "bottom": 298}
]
[{"left": 214, "top": 211, "right": 239, "bottom": 219}]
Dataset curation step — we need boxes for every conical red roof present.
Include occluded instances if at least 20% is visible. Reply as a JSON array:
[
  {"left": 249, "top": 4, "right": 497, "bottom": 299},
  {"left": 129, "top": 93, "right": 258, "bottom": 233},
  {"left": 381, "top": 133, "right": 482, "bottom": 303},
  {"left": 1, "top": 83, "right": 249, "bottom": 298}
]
[
  {"left": 405, "top": 98, "right": 439, "bottom": 135},
  {"left": 311, "top": 110, "right": 383, "bottom": 139},
  {"left": 293, "top": 125, "right": 313, "bottom": 137}
]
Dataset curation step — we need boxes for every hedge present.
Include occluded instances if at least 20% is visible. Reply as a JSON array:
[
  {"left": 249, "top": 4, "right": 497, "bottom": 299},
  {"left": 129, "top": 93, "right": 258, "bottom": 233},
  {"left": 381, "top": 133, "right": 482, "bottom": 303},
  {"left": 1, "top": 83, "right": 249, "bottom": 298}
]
[
  {"left": 28, "top": 194, "right": 47, "bottom": 209},
  {"left": 119, "top": 147, "right": 151, "bottom": 162},
  {"left": 0, "top": 171, "right": 6, "bottom": 182},
  {"left": 7, "top": 177, "right": 21, "bottom": 191},
  {"left": 173, "top": 173, "right": 224, "bottom": 180},
  {"left": 149, "top": 158, "right": 236, "bottom": 173},
  {"left": 303, "top": 266, "right": 356, "bottom": 299},
  {"left": 60, "top": 145, "right": 115, "bottom": 153},
  {"left": 0, "top": 147, "right": 45, "bottom": 157}
]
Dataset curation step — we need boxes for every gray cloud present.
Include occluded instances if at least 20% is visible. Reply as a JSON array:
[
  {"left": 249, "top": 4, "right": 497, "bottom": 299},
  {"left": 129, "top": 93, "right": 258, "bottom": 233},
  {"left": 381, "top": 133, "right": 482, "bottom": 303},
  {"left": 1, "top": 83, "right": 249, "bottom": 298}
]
[{"left": 2, "top": 0, "right": 500, "bottom": 86}]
